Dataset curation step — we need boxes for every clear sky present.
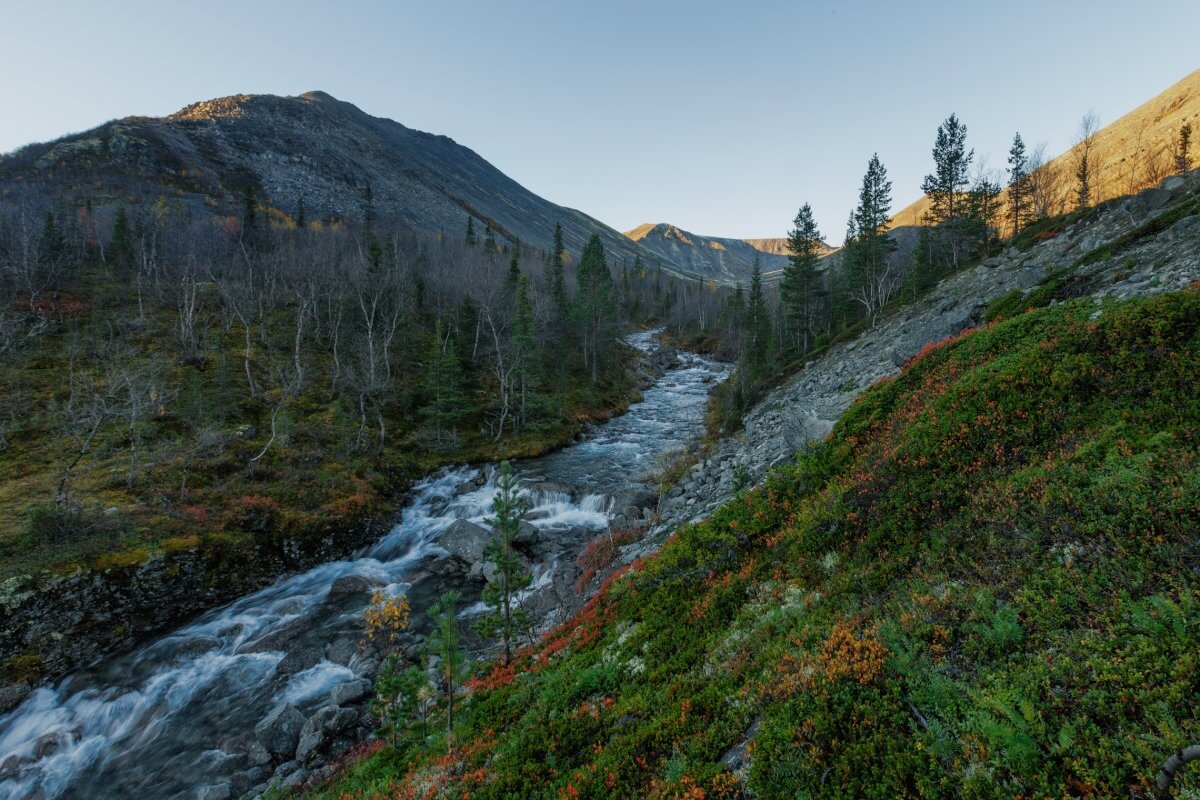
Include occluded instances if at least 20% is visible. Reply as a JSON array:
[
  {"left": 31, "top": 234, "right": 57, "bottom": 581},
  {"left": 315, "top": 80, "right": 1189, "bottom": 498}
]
[{"left": 2, "top": 1, "right": 1197, "bottom": 242}]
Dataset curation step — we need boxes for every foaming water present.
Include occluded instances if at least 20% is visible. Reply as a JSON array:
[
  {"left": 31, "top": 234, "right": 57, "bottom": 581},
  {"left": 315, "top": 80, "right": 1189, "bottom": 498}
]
[{"left": 0, "top": 332, "right": 727, "bottom": 800}]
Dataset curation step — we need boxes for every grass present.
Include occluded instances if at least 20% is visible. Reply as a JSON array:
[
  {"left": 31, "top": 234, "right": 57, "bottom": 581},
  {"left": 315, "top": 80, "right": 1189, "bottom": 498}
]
[{"left": 306, "top": 289, "right": 1200, "bottom": 799}]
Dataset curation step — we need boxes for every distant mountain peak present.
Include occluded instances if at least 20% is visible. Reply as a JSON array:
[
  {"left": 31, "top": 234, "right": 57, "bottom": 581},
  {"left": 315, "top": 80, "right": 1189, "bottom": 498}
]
[
  {"left": 3, "top": 90, "right": 694, "bottom": 278},
  {"left": 624, "top": 222, "right": 835, "bottom": 283}
]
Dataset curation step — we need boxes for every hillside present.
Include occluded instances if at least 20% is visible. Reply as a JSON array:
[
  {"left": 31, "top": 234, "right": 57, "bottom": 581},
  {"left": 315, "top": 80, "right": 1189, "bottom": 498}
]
[
  {"left": 892, "top": 68, "right": 1200, "bottom": 230},
  {"left": 626, "top": 223, "right": 833, "bottom": 284},
  {"left": 311, "top": 297, "right": 1200, "bottom": 800},
  {"left": 0, "top": 91, "right": 693, "bottom": 278},
  {"left": 304, "top": 167, "right": 1200, "bottom": 799}
]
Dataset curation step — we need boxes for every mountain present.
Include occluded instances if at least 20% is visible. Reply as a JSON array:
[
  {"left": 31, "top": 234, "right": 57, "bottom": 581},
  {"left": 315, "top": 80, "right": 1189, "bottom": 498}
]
[
  {"left": 0, "top": 91, "right": 695, "bottom": 277},
  {"left": 625, "top": 223, "right": 834, "bottom": 284},
  {"left": 891, "top": 68, "right": 1200, "bottom": 229}
]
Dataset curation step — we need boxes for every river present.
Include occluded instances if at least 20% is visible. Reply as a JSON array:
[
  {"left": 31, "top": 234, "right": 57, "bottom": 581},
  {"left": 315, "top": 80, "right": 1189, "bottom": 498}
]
[{"left": 0, "top": 331, "right": 727, "bottom": 800}]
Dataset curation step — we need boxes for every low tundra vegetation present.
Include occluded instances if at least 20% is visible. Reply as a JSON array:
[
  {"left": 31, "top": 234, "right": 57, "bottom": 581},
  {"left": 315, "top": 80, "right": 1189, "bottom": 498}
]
[{"left": 310, "top": 289, "right": 1200, "bottom": 798}]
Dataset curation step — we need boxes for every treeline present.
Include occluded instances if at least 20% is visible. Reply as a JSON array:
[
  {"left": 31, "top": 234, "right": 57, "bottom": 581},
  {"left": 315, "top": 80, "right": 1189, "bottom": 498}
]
[
  {"left": 704, "top": 115, "right": 1197, "bottom": 435},
  {"left": 0, "top": 185, "right": 729, "bottom": 562}
]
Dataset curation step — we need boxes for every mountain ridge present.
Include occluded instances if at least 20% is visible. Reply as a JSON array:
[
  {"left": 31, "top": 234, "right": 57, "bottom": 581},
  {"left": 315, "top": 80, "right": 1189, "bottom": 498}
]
[
  {"left": 625, "top": 221, "right": 834, "bottom": 284},
  {"left": 1, "top": 90, "right": 702, "bottom": 279}
]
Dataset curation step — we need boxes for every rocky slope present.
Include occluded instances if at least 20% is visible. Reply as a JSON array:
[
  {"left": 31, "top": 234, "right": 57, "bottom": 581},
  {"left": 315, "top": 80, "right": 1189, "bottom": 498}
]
[
  {"left": 625, "top": 222, "right": 833, "bottom": 284},
  {"left": 0, "top": 91, "right": 693, "bottom": 278},
  {"left": 647, "top": 167, "right": 1200, "bottom": 541}
]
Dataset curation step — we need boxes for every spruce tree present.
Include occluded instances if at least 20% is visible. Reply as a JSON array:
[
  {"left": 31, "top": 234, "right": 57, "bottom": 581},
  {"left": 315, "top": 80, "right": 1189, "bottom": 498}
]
[
  {"left": 1075, "top": 154, "right": 1091, "bottom": 210},
  {"left": 922, "top": 114, "right": 973, "bottom": 226},
  {"left": 573, "top": 234, "right": 617, "bottom": 382},
  {"left": 921, "top": 115, "right": 973, "bottom": 269},
  {"left": 901, "top": 227, "right": 938, "bottom": 299},
  {"left": 295, "top": 197, "right": 307, "bottom": 230},
  {"left": 475, "top": 461, "right": 533, "bottom": 665},
  {"left": 422, "top": 318, "right": 470, "bottom": 446},
  {"left": 38, "top": 211, "right": 63, "bottom": 269},
  {"left": 742, "top": 258, "right": 772, "bottom": 382},
  {"left": 241, "top": 184, "right": 261, "bottom": 252},
  {"left": 547, "top": 222, "right": 567, "bottom": 310},
  {"left": 1176, "top": 122, "right": 1193, "bottom": 174},
  {"left": 513, "top": 276, "right": 539, "bottom": 426},
  {"left": 506, "top": 249, "right": 521, "bottom": 295},
  {"left": 109, "top": 205, "right": 131, "bottom": 272},
  {"left": 425, "top": 590, "right": 468, "bottom": 749},
  {"left": 846, "top": 154, "right": 897, "bottom": 321},
  {"left": 1007, "top": 132, "right": 1029, "bottom": 236},
  {"left": 465, "top": 216, "right": 477, "bottom": 247},
  {"left": 780, "top": 203, "right": 824, "bottom": 355},
  {"left": 484, "top": 222, "right": 497, "bottom": 253},
  {"left": 363, "top": 184, "right": 375, "bottom": 229},
  {"left": 965, "top": 175, "right": 1002, "bottom": 257}
]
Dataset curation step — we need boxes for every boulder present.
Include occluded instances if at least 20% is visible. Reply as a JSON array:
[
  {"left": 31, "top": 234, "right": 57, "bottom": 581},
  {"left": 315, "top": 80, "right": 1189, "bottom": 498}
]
[
  {"left": 437, "top": 519, "right": 491, "bottom": 567},
  {"left": 324, "top": 635, "right": 360, "bottom": 666},
  {"left": 275, "top": 645, "right": 323, "bottom": 676},
  {"left": 228, "top": 767, "right": 268, "bottom": 797},
  {"left": 1140, "top": 186, "right": 1172, "bottom": 210},
  {"left": 325, "top": 574, "right": 382, "bottom": 607},
  {"left": 296, "top": 728, "right": 324, "bottom": 762},
  {"left": 513, "top": 520, "right": 541, "bottom": 548},
  {"left": 254, "top": 703, "right": 305, "bottom": 759},
  {"left": 324, "top": 706, "right": 359, "bottom": 733},
  {"left": 300, "top": 706, "right": 339, "bottom": 738},
  {"left": 1162, "top": 175, "right": 1186, "bottom": 193},
  {"left": 238, "top": 619, "right": 309, "bottom": 654},
  {"left": 196, "top": 783, "right": 231, "bottom": 800},
  {"left": 330, "top": 678, "right": 370, "bottom": 706}
]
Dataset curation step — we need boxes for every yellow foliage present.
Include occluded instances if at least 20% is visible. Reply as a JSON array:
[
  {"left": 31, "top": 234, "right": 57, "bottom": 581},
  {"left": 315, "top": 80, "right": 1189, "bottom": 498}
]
[{"left": 362, "top": 590, "right": 411, "bottom": 646}]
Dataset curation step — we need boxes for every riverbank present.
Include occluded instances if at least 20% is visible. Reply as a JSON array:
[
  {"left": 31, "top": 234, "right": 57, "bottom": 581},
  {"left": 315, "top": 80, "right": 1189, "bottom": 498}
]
[
  {"left": 0, "top": 334, "right": 683, "bottom": 713},
  {"left": 0, "top": 331, "right": 725, "bottom": 800}
]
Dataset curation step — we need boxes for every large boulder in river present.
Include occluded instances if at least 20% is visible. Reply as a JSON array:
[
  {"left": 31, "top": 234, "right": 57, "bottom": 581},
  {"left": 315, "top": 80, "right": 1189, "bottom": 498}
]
[
  {"left": 437, "top": 519, "right": 491, "bottom": 569},
  {"left": 330, "top": 678, "right": 370, "bottom": 706},
  {"left": 513, "top": 520, "right": 541, "bottom": 548},
  {"left": 326, "top": 574, "right": 383, "bottom": 605},
  {"left": 255, "top": 703, "right": 305, "bottom": 758}
]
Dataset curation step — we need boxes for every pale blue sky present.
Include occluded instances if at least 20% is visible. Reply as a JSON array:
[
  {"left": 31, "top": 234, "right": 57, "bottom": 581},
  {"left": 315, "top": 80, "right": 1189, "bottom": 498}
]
[{"left": 2, "top": 1, "right": 1197, "bottom": 241}]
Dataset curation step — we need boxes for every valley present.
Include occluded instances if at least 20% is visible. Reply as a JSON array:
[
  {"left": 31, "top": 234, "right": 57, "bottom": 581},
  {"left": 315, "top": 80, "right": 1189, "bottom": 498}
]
[{"left": 0, "top": 43, "right": 1198, "bottom": 800}]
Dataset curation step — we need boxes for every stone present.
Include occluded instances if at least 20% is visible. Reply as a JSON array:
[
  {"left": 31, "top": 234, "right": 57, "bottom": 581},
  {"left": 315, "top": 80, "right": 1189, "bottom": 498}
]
[
  {"left": 1140, "top": 186, "right": 1172, "bottom": 210},
  {"left": 285, "top": 767, "right": 310, "bottom": 788},
  {"left": 229, "top": 767, "right": 268, "bottom": 797},
  {"left": 324, "top": 706, "right": 359, "bottom": 733},
  {"left": 324, "top": 635, "right": 360, "bottom": 666},
  {"left": 326, "top": 573, "right": 381, "bottom": 604},
  {"left": 513, "top": 520, "right": 541, "bottom": 547},
  {"left": 271, "top": 760, "right": 300, "bottom": 782},
  {"left": 1162, "top": 175, "right": 1186, "bottom": 192},
  {"left": 436, "top": 519, "right": 491, "bottom": 567},
  {"left": 254, "top": 704, "right": 305, "bottom": 759},
  {"left": 275, "top": 645, "right": 323, "bottom": 675},
  {"left": 247, "top": 741, "right": 272, "bottom": 766},
  {"left": 238, "top": 619, "right": 309, "bottom": 654},
  {"left": 300, "top": 706, "right": 338, "bottom": 738},
  {"left": 330, "top": 678, "right": 369, "bottom": 706},
  {"left": 296, "top": 728, "right": 324, "bottom": 762},
  {"left": 196, "top": 783, "right": 231, "bottom": 800}
]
